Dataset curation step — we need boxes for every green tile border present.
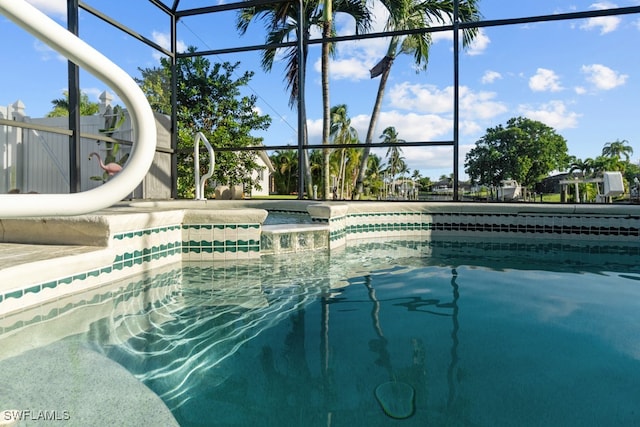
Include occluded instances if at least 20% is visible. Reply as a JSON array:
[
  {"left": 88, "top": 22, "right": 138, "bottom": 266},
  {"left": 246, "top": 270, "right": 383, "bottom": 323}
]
[
  {"left": 1, "top": 222, "right": 263, "bottom": 309},
  {"left": 1, "top": 267, "right": 183, "bottom": 335}
]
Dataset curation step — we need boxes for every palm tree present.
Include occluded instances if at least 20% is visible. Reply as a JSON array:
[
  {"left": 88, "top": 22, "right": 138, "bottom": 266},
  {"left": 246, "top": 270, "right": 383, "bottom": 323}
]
[
  {"left": 330, "top": 104, "right": 359, "bottom": 198},
  {"left": 272, "top": 149, "right": 298, "bottom": 194},
  {"left": 569, "top": 157, "right": 595, "bottom": 178},
  {"left": 309, "top": 149, "right": 324, "bottom": 195},
  {"left": 602, "top": 139, "right": 633, "bottom": 162},
  {"left": 381, "top": 126, "right": 405, "bottom": 180},
  {"left": 353, "top": 0, "right": 481, "bottom": 198},
  {"left": 237, "top": 0, "right": 369, "bottom": 199},
  {"left": 237, "top": 2, "right": 314, "bottom": 197},
  {"left": 592, "top": 155, "right": 622, "bottom": 175},
  {"left": 364, "top": 153, "right": 386, "bottom": 197},
  {"left": 47, "top": 91, "right": 100, "bottom": 117},
  {"left": 320, "top": 0, "right": 370, "bottom": 200}
]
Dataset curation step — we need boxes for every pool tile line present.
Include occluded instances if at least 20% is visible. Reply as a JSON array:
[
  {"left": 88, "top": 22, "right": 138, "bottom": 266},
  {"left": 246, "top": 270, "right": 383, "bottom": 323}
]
[
  {"left": 2, "top": 261, "right": 113, "bottom": 302},
  {"left": 331, "top": 212, "right": 640, "bottom": 246},
  {"left": 1, "top": 222, "right": 265, "bottom": 313},
  {"left": 113, "top": 224, "right": 183, "bottom": 241},
  {"left": 0, "top": 268, "right": 183, "bottom": 339}
]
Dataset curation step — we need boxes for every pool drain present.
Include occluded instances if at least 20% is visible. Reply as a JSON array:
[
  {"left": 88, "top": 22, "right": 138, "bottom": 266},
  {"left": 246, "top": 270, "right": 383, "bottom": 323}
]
[{"left": 374, "top": 381, "right": 415, "bottom": 419}]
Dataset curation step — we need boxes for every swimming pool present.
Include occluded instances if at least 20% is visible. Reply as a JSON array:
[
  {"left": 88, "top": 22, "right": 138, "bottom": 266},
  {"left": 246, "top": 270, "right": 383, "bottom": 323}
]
[{"left": 3, "top": 236, "right": 638, "bottom": 426}]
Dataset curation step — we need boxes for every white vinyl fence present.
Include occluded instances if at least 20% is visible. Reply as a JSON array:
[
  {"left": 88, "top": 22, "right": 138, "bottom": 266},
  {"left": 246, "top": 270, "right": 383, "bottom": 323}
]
[{"left": 1, "top": 92, "right": 171, "bottom": 197}]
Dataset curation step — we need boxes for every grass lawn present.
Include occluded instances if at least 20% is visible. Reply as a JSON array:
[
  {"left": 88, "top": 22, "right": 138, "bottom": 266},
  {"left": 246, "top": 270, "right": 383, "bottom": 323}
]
[{"left": 251, "top": 195, "right": 299, "bottom": 200}]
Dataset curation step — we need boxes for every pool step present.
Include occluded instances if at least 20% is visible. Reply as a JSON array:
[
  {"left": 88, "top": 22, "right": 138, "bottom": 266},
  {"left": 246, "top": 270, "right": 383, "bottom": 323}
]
[{"left": 260, "top": 223, "right": 330, "bottom": 255}]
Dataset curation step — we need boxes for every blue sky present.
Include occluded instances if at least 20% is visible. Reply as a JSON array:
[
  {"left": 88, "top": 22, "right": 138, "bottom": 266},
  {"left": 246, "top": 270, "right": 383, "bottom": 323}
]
[{"left": 1, "top": 0, "right": 639, "bottom": 181}]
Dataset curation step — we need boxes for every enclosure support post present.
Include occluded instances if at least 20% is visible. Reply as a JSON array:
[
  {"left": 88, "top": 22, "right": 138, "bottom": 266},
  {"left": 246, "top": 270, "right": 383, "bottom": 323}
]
[
  {"left": 170, "top": 12, "right": 178, "bottom": 199},
  {"left": 452, "top": 0, "right": 460, "bottom": 201},
  {"left": 67, "top": 0, "right": 81, "bottom": 193},
  {"left": 296, "top": 0, "right": 306, "bottom": 199}
]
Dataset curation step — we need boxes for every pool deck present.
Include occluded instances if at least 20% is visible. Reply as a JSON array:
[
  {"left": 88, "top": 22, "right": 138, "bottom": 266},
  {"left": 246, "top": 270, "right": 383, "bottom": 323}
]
[{"left": 0, "top": 243, "right": 95, "bottom": 271}]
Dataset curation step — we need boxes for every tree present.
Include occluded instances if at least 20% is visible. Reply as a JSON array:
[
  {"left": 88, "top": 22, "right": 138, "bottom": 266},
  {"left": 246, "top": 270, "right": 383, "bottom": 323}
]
[
  {"left": 237, "top": 0, "right": 369, "bottom": 199},
  {"left": 363, "top": 153, "right": 385, "bottom": 197},
  {"left": 320, "top": 0, "right": 370, "bottom": 199},
  {"left": 136, "top": 49, "right": 271, "bottom": 198},
  {"left": 47, "top": 91, "right": 100, "bottom": 117},
  {"left": 464, "top": 116, "right": 570, "bottom": 188},
  {"left": 330, "top": 104, "right": 359, "bottom": 198},
  {"left": 623, "top": 161, "right": 640, "bottom": 192},
  {"left": 417, "top": 175, "right": 432, "bottom": 192},
  {"left": 271, "top": 149, "right": 298, "bottom": 194},
  {"left": 569, "top": 157, "right": 595, "bottom": 178},
  {"left": 353, "top": 0, "right": 481, "bottom": 198},
  {"left": 381, "top": 126, "right": 405, "bottom": 180},
  {"left": 602, "top": 139, "right": 633, "bottom": 162}
]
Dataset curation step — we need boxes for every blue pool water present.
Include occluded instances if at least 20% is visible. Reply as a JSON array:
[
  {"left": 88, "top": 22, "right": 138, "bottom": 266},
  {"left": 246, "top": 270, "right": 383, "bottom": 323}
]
[
  {"left": 93, "top": 238, "right": 640, "bottom": 426},
  {"left": 2, "top": 237, "right": 640, "bottom": 426},
  {"left": 263, "top": 210, "right": 312, "bottom": 225}
]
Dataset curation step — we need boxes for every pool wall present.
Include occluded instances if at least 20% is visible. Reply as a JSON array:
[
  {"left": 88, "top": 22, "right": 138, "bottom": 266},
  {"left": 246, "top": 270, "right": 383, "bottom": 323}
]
[
  {"left": 0, "top": 207, "right": 265, "bottom": 316},
  {"left": 1, "top": 200, "right": 638, "bottom": 316},
  {"left": 308, "top": 202, "right": 640, "bottom": 250}
]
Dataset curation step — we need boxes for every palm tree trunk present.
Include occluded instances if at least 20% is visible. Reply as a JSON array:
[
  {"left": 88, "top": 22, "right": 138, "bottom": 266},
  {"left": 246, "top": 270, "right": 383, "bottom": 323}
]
[
  {"left": 321, "top": 2, "right": 332, "bottom": 200},
  {"left": 340, "top": 151, "right": 347, "bottom": 199},
  {"left": 302, "top": 118, "right": 314, "bottom": 198},
  {"left": 353, "top": 51, "right": 395, "bottom": 199}
]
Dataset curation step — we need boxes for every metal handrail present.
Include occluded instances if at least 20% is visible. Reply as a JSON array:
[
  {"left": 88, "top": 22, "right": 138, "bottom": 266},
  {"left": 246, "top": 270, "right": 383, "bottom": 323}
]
[
  {"left": 193, "top": 132, "right": 215, "bottom": 200},
  {"left": 0, "top": 0, "right": 156, "bottom": 217}
]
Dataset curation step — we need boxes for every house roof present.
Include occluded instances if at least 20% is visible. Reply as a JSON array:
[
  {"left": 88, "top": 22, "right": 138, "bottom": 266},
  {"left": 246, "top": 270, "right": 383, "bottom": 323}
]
[{"left": 257, "top": 150, "right": 275, "bottom": 173}]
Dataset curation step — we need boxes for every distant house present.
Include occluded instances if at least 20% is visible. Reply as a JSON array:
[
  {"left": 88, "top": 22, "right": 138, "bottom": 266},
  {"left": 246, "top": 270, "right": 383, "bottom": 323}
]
[
  {"left": 536, "top": 173, "right": 574, "bottom": 194},
  {"left": 432, "top": 178, "right": 453, "bottom": 194},
  {"left": 250, "top": 150, "right": 275, "bottom": 197}
]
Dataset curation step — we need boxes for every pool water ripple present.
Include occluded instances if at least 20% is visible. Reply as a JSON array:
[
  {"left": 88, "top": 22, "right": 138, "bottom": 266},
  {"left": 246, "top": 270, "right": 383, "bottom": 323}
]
[{"left": 103, "top": 272, "right": 326, "bottom": 410}]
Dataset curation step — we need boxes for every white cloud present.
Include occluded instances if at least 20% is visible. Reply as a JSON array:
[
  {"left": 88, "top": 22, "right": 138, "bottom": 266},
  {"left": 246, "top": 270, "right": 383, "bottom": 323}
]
[
  {"left": 151, "top": 31, "right": 187, "bottom": 58},
  {"left": 342, "top": 110, "right": 451, "bottom": 145},
  {"left": 386, "top": 82, "right": 507, "bottom": 121},
  {"left": 459, "top": 87, "right": 509, "bottom": 120},
  {"left": 332, "top": 57, "right": 371, "bottom": 80},
  {"left": 529, "top": 68, "right": 563, "bottom": 92},
  {"left": 313, "top": 57, "right": 370, "bottom": 81},
  {"left": 581, "top": 64, "right": 628, "bottom": 90},
  {"left": 426, "top": 27, "right": 489, "bottom": 56},
  {"left": 388, "top": 82, "right": 452, "bottom": 114},
  {"left": 33, "top": 40, "right": 65, "bottom": 62},
  {"left": 465, "top": 29, "right": 490, "bottom": 56},
  {"left": 306, "top": 110, "right": 450, "bottom": 146},
  {"left": 27, "top": 0, "right": 66, "bottom": 19},
  {"left": 579, "top": 2, "right": 621, "bottom": 34},
  {"left": 481, "top": 70, "right": 502, "bottom": 84},
  {"left": 460, "top": 120, "right": 482, "bottom": 136},
  {"left": 518, "top": 100, "right": 581, "bottom": 129},
  {"left": 352, "top": 111, "right": 454, "bottom": 173},
  {"left": 574, "top": 86, "right": 587, "bottom": 95}
]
